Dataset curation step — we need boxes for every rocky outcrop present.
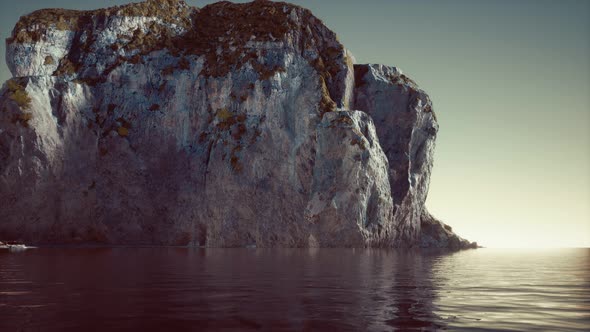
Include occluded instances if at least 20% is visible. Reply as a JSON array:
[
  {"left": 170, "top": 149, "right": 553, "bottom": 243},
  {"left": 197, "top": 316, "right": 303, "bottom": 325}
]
[
  {"left": 420, "top": 211, "right": 478, "bottom": 250},
  {"left": 0, "top": 0, "right": 475, "bottom": 249}
]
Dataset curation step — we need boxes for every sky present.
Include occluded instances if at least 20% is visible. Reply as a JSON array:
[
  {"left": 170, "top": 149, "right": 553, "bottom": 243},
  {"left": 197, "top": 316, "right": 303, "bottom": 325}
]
[{"left": 1, "top": 0, "right": 589, "bottom": 248}]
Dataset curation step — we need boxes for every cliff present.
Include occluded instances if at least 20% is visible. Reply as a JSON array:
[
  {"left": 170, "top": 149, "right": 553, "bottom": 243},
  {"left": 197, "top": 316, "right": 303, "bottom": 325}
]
[{"left": 0, "top": 0, "right": 476, "bottom": 249}]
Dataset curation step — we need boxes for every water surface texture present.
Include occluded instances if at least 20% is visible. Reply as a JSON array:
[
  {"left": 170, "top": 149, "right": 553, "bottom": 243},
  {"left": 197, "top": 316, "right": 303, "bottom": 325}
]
[{"left": 1, "top": 248, "right": 588, "bottom": 331}]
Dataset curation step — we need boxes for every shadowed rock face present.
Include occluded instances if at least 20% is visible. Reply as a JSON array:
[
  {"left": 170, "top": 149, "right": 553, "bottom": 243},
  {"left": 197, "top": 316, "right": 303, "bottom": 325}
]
[{"left": 0, "top": 0, "right": 475, "bottom": 249}]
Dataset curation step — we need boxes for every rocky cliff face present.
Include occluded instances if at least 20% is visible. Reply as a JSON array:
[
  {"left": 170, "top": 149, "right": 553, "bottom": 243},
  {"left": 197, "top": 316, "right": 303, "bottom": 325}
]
[{"left": 0, "top": 0, "right": 475, "bottom": 249}]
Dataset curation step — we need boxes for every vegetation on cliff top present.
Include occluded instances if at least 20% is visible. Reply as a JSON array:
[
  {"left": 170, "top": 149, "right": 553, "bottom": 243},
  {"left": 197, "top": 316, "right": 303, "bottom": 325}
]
[
  {"left": 7, "top": 0, "right": 191, "bottom": 43},
  {"left": 9, "top": 0, "right": 345, "bottom": 114}
]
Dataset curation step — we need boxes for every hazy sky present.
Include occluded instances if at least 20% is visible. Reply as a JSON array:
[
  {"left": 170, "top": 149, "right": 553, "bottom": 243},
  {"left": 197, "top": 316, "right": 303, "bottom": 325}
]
[{"left": 1, "top": 0, "right": 589, "bottom": 248}]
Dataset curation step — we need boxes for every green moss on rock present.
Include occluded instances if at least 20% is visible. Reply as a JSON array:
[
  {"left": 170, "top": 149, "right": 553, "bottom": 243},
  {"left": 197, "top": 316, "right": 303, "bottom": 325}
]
[
  {"left": 10, "top": 0, "right": 348, "bottom": 114},
  {"left": 117, "top": 126, "right": 129, "bottom": 137},
  {"left": 7, "top": 0, "right": 191, "bottom": 44},
  {"left": 6, "top": 79, "right": 32, "bottom": 110},
  {"left": 44, "top": 55, "right": 55, "bottom": 65},
  {"left": 216, "top": 108, "right": 233, "bottom": 122}
]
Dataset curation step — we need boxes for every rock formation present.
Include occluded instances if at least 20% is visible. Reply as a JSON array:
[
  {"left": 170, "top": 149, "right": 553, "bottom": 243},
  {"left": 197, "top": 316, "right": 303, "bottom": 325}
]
[{"left": 0, "top": 0, "right": 476, "bottom": 249}]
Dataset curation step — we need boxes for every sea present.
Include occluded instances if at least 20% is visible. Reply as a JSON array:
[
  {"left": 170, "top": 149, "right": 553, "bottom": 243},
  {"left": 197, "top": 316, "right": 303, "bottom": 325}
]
[{"left": 1, "top": 247, "right": 588, "bottom": 331}]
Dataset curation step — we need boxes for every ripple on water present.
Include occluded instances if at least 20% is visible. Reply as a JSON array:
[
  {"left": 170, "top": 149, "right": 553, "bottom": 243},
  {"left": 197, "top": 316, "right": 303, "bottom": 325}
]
[{"left": 0, "top": 248, "right": 588, "bottom": 331}]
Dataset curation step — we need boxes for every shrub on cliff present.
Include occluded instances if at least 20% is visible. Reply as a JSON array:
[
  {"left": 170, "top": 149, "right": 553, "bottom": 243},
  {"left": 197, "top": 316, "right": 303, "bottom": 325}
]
[{"left": 6, "top": 79, "right": 32, "bottom": 110}]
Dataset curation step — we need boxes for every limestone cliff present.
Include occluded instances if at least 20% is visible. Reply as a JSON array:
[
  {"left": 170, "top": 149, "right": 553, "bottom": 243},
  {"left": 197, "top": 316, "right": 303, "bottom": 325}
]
[{"left": 0, "top": 0, "right": 476, "bottom": 249}]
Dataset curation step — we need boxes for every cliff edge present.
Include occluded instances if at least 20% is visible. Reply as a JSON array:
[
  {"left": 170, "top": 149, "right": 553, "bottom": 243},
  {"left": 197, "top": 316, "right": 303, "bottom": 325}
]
[{"left": 0, "top": 0, "right": 476, "bottom": 249}]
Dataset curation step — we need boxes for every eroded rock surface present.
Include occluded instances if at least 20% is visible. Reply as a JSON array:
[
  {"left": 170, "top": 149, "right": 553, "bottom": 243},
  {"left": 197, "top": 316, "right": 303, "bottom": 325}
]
[{"left": 0, "top": 0, "right": 475, "bottom": 249}]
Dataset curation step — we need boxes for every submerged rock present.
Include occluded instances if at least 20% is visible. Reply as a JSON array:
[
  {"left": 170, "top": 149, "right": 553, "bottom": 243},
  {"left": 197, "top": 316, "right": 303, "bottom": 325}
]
[{"left": 0, "top": 0, "right": 474, "bottom": 249}]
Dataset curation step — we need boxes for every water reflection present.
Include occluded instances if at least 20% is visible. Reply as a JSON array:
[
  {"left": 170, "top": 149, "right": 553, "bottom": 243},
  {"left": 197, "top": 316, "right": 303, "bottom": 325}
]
[
  {"left": 0, "top": 248, "right": 448, "bottom": 330},
  {"left": 385, "top": 251, "right": 445, "bottom": 330},
  {"left": 1, "top": 248, "right": 588, "bottom": 331}
]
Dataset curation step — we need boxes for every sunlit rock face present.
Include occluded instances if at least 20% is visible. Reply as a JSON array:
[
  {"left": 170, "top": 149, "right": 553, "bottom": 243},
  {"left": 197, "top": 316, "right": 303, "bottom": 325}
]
[{"left": 0, "top": 0, "right": 474, "bottom": 248}]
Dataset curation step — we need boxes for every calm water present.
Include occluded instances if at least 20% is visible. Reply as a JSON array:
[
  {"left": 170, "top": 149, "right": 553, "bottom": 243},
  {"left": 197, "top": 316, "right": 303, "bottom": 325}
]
[{"left": 0, "top": 248, "right": 588, "bottom": 331}]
